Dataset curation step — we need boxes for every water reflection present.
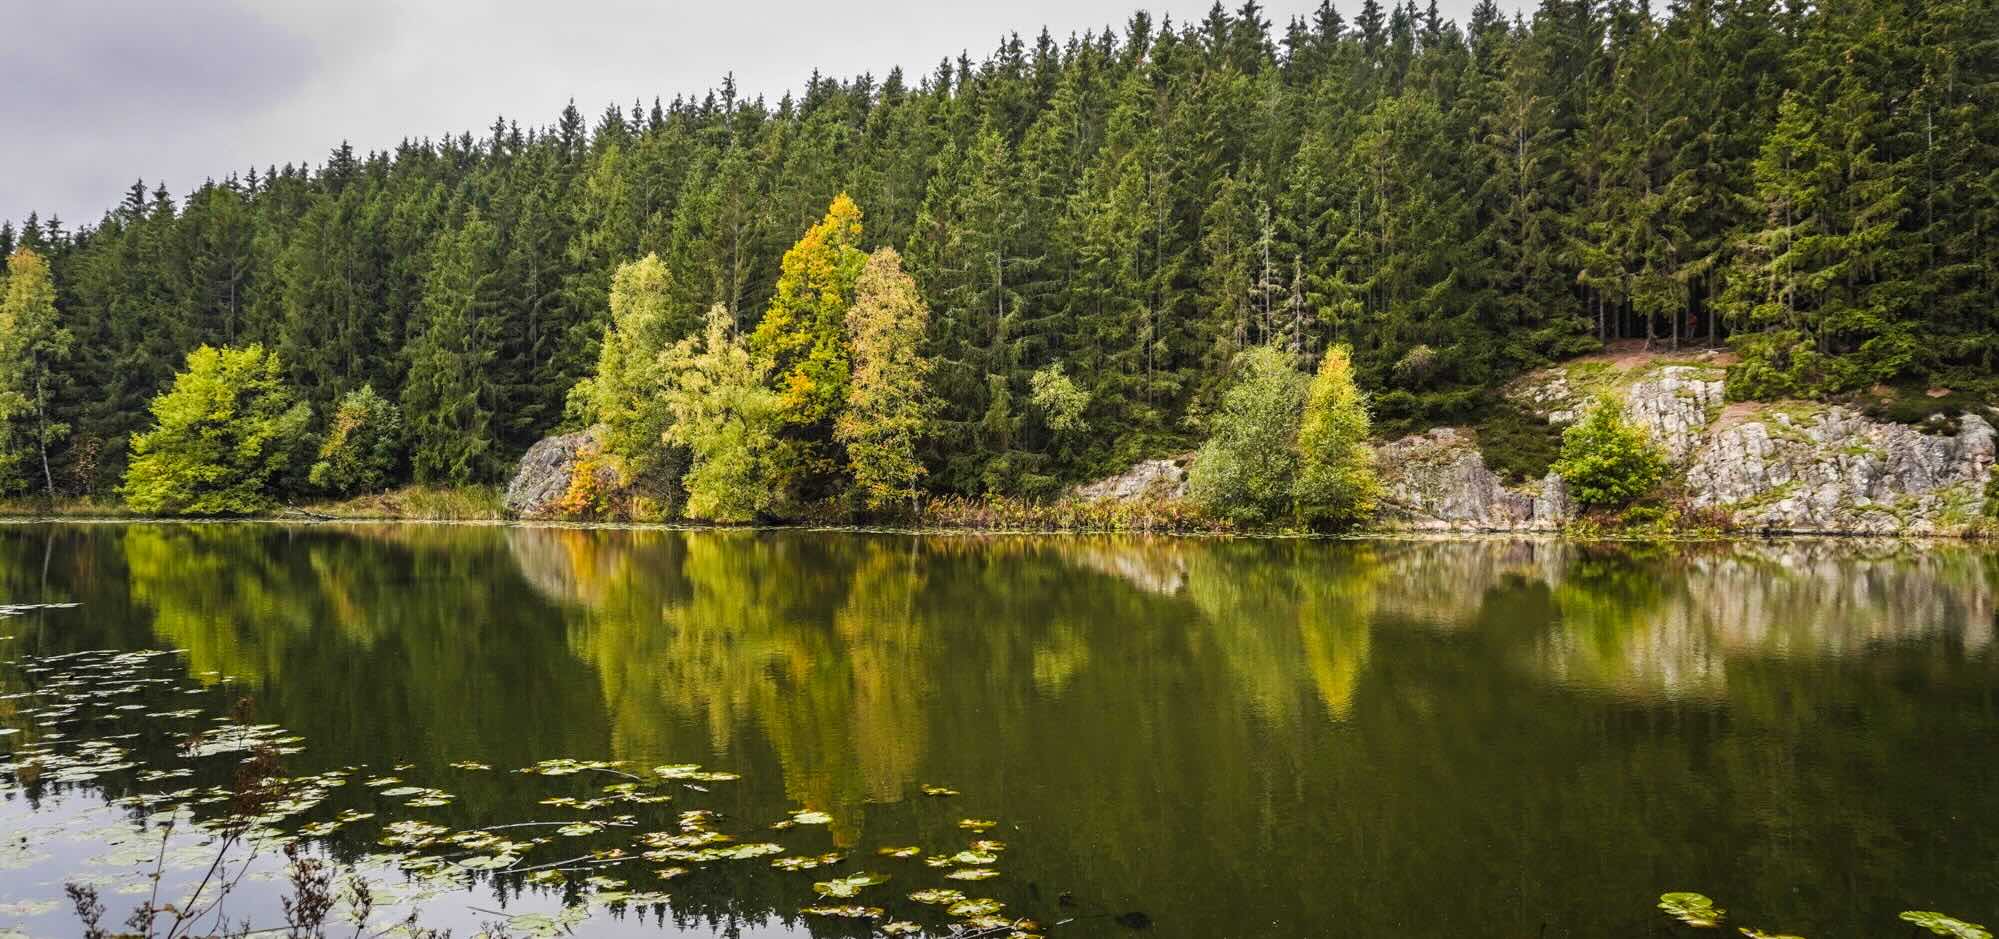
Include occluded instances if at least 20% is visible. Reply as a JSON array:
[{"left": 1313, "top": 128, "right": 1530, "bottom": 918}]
[{"left": 1, "top": 524, "right": 1995, "bottom": 938}]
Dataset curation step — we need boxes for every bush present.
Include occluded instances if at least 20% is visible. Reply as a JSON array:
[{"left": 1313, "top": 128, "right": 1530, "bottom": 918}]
[
  {"left": 1551, "top": 395, "right": 1667, "bottom": 508},
  {"left": 1188, "top": 346, "right": 1307, "bottom": 524},
  {"left": 309, "top": 385, "right": 401, "bottom": 496},
  {"left": 123, "top": 345, "right": 314, "bottom": 515}
]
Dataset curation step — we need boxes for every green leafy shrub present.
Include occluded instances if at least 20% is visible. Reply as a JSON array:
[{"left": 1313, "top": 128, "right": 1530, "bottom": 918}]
[
  {"left": 1551, "top": 395, "right": 1667, "bottom": 508},
  {"left": 1189, "top": 345, "right": 1307, "bottom": 524},
  {"left": 122, "top": 345, "right": 313, "bottom": 515},
  {"left": 309, "top": 385, "right": 401, "bottom": 496}
]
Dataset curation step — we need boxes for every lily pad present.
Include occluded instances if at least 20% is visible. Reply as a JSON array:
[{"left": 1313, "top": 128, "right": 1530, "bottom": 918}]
[
  {"left": 1659, "top": 893, "right": 1726, "bottom": 928},
  {"left": 909, "top": 888, "right": 967, "bottom": 905},
  {"left": 772, "top": 852, "right": 846, "bottom": 871},
  {"left": 881, "top": 922, "right": 924, "bottom": 936},
  {"left": 946, "top": 867, "right": 1001, "bottom": 881},
  {"left": 958, "top": 818, "right": 997, "bottom": 832},
  {"left": 801, "top": 905, "right": 885, "bottom": 920},
  {"left": 1901, "top": 912, "right": 1994, "bottom": 939},
  {"left": 813, "top": 872, "right": 890, "bottom": 898},
  {"left": 948, "top": 898, "right": 1005, "bottom": 917},
  {"left": 877, "top": 845, "right": 922, "bottom": 858},
  {"left": 920, "top": 784, "right": 958, "bottom": 797},
  {"left": 789, "top": 809, "right": 833, "bottom": 826}
]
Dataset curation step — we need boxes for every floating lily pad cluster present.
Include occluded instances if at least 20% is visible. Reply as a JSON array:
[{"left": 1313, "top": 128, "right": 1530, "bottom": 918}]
[
  {"left": 1656, "top": 892, "right": 1989, "bottom": 939},
  {"left": 1, "top": 644, "right": 1053, "bottom": 938}
]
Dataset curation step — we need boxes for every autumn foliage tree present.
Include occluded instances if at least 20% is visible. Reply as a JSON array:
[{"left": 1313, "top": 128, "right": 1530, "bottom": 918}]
[
  {"left": 750, "top": 194, "right": 867, "bottom": 498},
  {"left": 663, "top": 305, "right": 780, "bottom": 522},
  {"left": 0, "top": 247, "right": 72, "bottom": 496},
  {"left": 837, "top": 247, "right": 933, "bottom": 510}
]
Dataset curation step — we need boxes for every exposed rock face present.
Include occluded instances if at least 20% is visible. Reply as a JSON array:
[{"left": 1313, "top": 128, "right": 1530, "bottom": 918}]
[
  {"left": 1622, "top": 366, "right": 1726, "bottom": 461},
  {"left": 1512, "top": 363, "right": 1726, "bottom": 460},
  {"left": 1056, "top": 358, "right": 1996, "bottom": 535},
  {"left": 504, "top": 426, "right": 610, "bottom": 518},
  {"left": 1687, "top": 406, "right": 1995, "bottom": 533},
  {"left": 1374, "top": 428, "right": 1570, "bottom": 531},
  {"left": 1072, "top": 454, "right": 1193, "bottom": 502}
]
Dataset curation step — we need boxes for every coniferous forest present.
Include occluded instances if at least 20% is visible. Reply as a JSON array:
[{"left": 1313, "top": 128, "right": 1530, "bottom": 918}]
[{"left": 0, "top": 0, "right": 1994, "bottom": 516}]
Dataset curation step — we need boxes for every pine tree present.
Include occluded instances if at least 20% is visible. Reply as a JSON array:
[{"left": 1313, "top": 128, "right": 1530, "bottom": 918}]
[{"left": 401, "top": 212, "right": 502, "bottom": 484}]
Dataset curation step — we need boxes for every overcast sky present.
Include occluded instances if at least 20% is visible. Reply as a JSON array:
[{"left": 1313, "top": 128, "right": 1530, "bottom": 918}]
[{"left": 1, "top": 0, "right": 1492, "bottom": 229}]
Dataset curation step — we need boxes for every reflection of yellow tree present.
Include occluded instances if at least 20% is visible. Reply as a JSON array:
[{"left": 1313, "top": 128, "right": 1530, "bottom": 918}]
[
  {"left": 553, "top": 530, "right": 900, "bottom": 843},
  {"left": 1182, "top": 541, "right": 1382, "bottom": 722},
  {"left": 833, "top": 539, "right": 929, "bottom": 803}
]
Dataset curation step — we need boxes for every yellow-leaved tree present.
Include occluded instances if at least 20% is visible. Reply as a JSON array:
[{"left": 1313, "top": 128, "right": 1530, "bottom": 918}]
[
  {"left": 837, "top": 247, "right": 933, "bottom": 511},
  {"left": 750, "top": 194, "right": 866, "bottom": 499},
  {"left": 663, "top": 305, "right": 780, "bottom": 522}
]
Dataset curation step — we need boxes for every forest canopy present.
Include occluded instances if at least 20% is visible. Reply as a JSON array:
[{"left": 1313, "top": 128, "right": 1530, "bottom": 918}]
[{"left": 0, "top": 0, "right": 1991, "bottom": 510}]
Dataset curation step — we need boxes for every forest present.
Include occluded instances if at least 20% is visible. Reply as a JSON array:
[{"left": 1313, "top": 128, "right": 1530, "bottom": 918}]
[{"left": 0, "top": 0, "right": 1992, "bottom": 516}]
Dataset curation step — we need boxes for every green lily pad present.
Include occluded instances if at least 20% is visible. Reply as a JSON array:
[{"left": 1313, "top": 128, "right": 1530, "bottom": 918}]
[
  {"left": 877, "top": 845, "right": 921, "bottom": 858},
  {"left": 920, "top": 785, "right": 958, "bottom": 797},
  {"left": 909, "top": 888, "right": 966, "bottom": 905},
  {"left": 1901, "top": 912, "right": 1994, "bottom": 939},
  {"left": 813, "top": 872, "right": 890, "bottom": 898},
  {"left": 948, "top": 898, "right": 1005, "bottom": 917},
  {"left": 957, "top": 818, "right": 996, "bottom": 832},
  {"left": 1660, "top": 893, "right": 1726, "bottom": 928},
  {"left": 772, "top": 852, "right": 846, "bottom": 871},
  {"left": 789, "top": 809, "right": 833, "bottom": 825},
  {"left": 946, "top": 867, "right": 1001, "bottom": 881},
  {"left": 881, "top": 922, "right": 924, "bottom": 936}
]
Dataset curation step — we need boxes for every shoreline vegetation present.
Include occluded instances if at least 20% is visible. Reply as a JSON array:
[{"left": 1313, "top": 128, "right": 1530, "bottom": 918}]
[{"left": 1, "top": 484, "right": 1990, "bottom": 540}]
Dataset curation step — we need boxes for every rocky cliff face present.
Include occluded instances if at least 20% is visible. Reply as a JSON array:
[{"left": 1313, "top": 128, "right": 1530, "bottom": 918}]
[
  {"left": 1069, "top": 453, "right": 1193, "bottom": 502},
  {"left": 1687, "top": 406, "right": 1994, "bottom": 533},
  {"left": 1373, "top": 428, "right": 1570, "bottom": 531},
  {"left": 504, "top": 426, "right": 611, "bottom": 518},
  {"left": 1071, "top": 353, "right": 1995, "bottom": 534}
]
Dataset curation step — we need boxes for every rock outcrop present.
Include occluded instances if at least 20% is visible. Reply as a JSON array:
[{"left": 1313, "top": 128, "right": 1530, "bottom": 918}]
[
  {"left": 1686, "top": 406, "right": 1995, "bottom": 533},
  {"left": 982, "top": 354, "right": 1998, "bottom": 535},
  {"left": 1374, "top": 428, "right": 1571, "bottom": 531},
  {"left": 1622, "top": 366, "right": 1726, "bottom": 461},
  {"left": 1071, "top": 453, "right": 1193, "bottom": 502},
  {"left": 1511, "top": 361, "right": 1726, "bottom": 461},
  {"left": 504, "top": 426, "right": 611, "bottom": 518}
]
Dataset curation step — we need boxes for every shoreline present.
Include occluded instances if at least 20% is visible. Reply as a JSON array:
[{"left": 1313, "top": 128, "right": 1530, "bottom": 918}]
[{"left": 0, "top": 507, "right": 1988, "bottom": 542}]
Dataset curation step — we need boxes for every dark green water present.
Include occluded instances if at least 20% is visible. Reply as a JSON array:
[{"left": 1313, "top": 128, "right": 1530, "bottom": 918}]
[{"left": 2, "top": 524, "right": 1996, "bottom": 938}]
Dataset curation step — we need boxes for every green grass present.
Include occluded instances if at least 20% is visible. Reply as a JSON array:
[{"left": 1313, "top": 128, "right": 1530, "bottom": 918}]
[{"left": 304, "top": 485, "right": 505, "bottom": 521}]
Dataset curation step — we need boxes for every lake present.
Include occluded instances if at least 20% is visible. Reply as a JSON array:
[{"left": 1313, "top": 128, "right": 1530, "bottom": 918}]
[{"left": 1, "top": 524, "right": 1994, "bottom": 938}]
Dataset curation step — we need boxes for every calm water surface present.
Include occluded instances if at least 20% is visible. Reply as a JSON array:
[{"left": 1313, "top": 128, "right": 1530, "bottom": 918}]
[{"left": 1, "top": 524, "right": 1996, "bottom": 938}]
